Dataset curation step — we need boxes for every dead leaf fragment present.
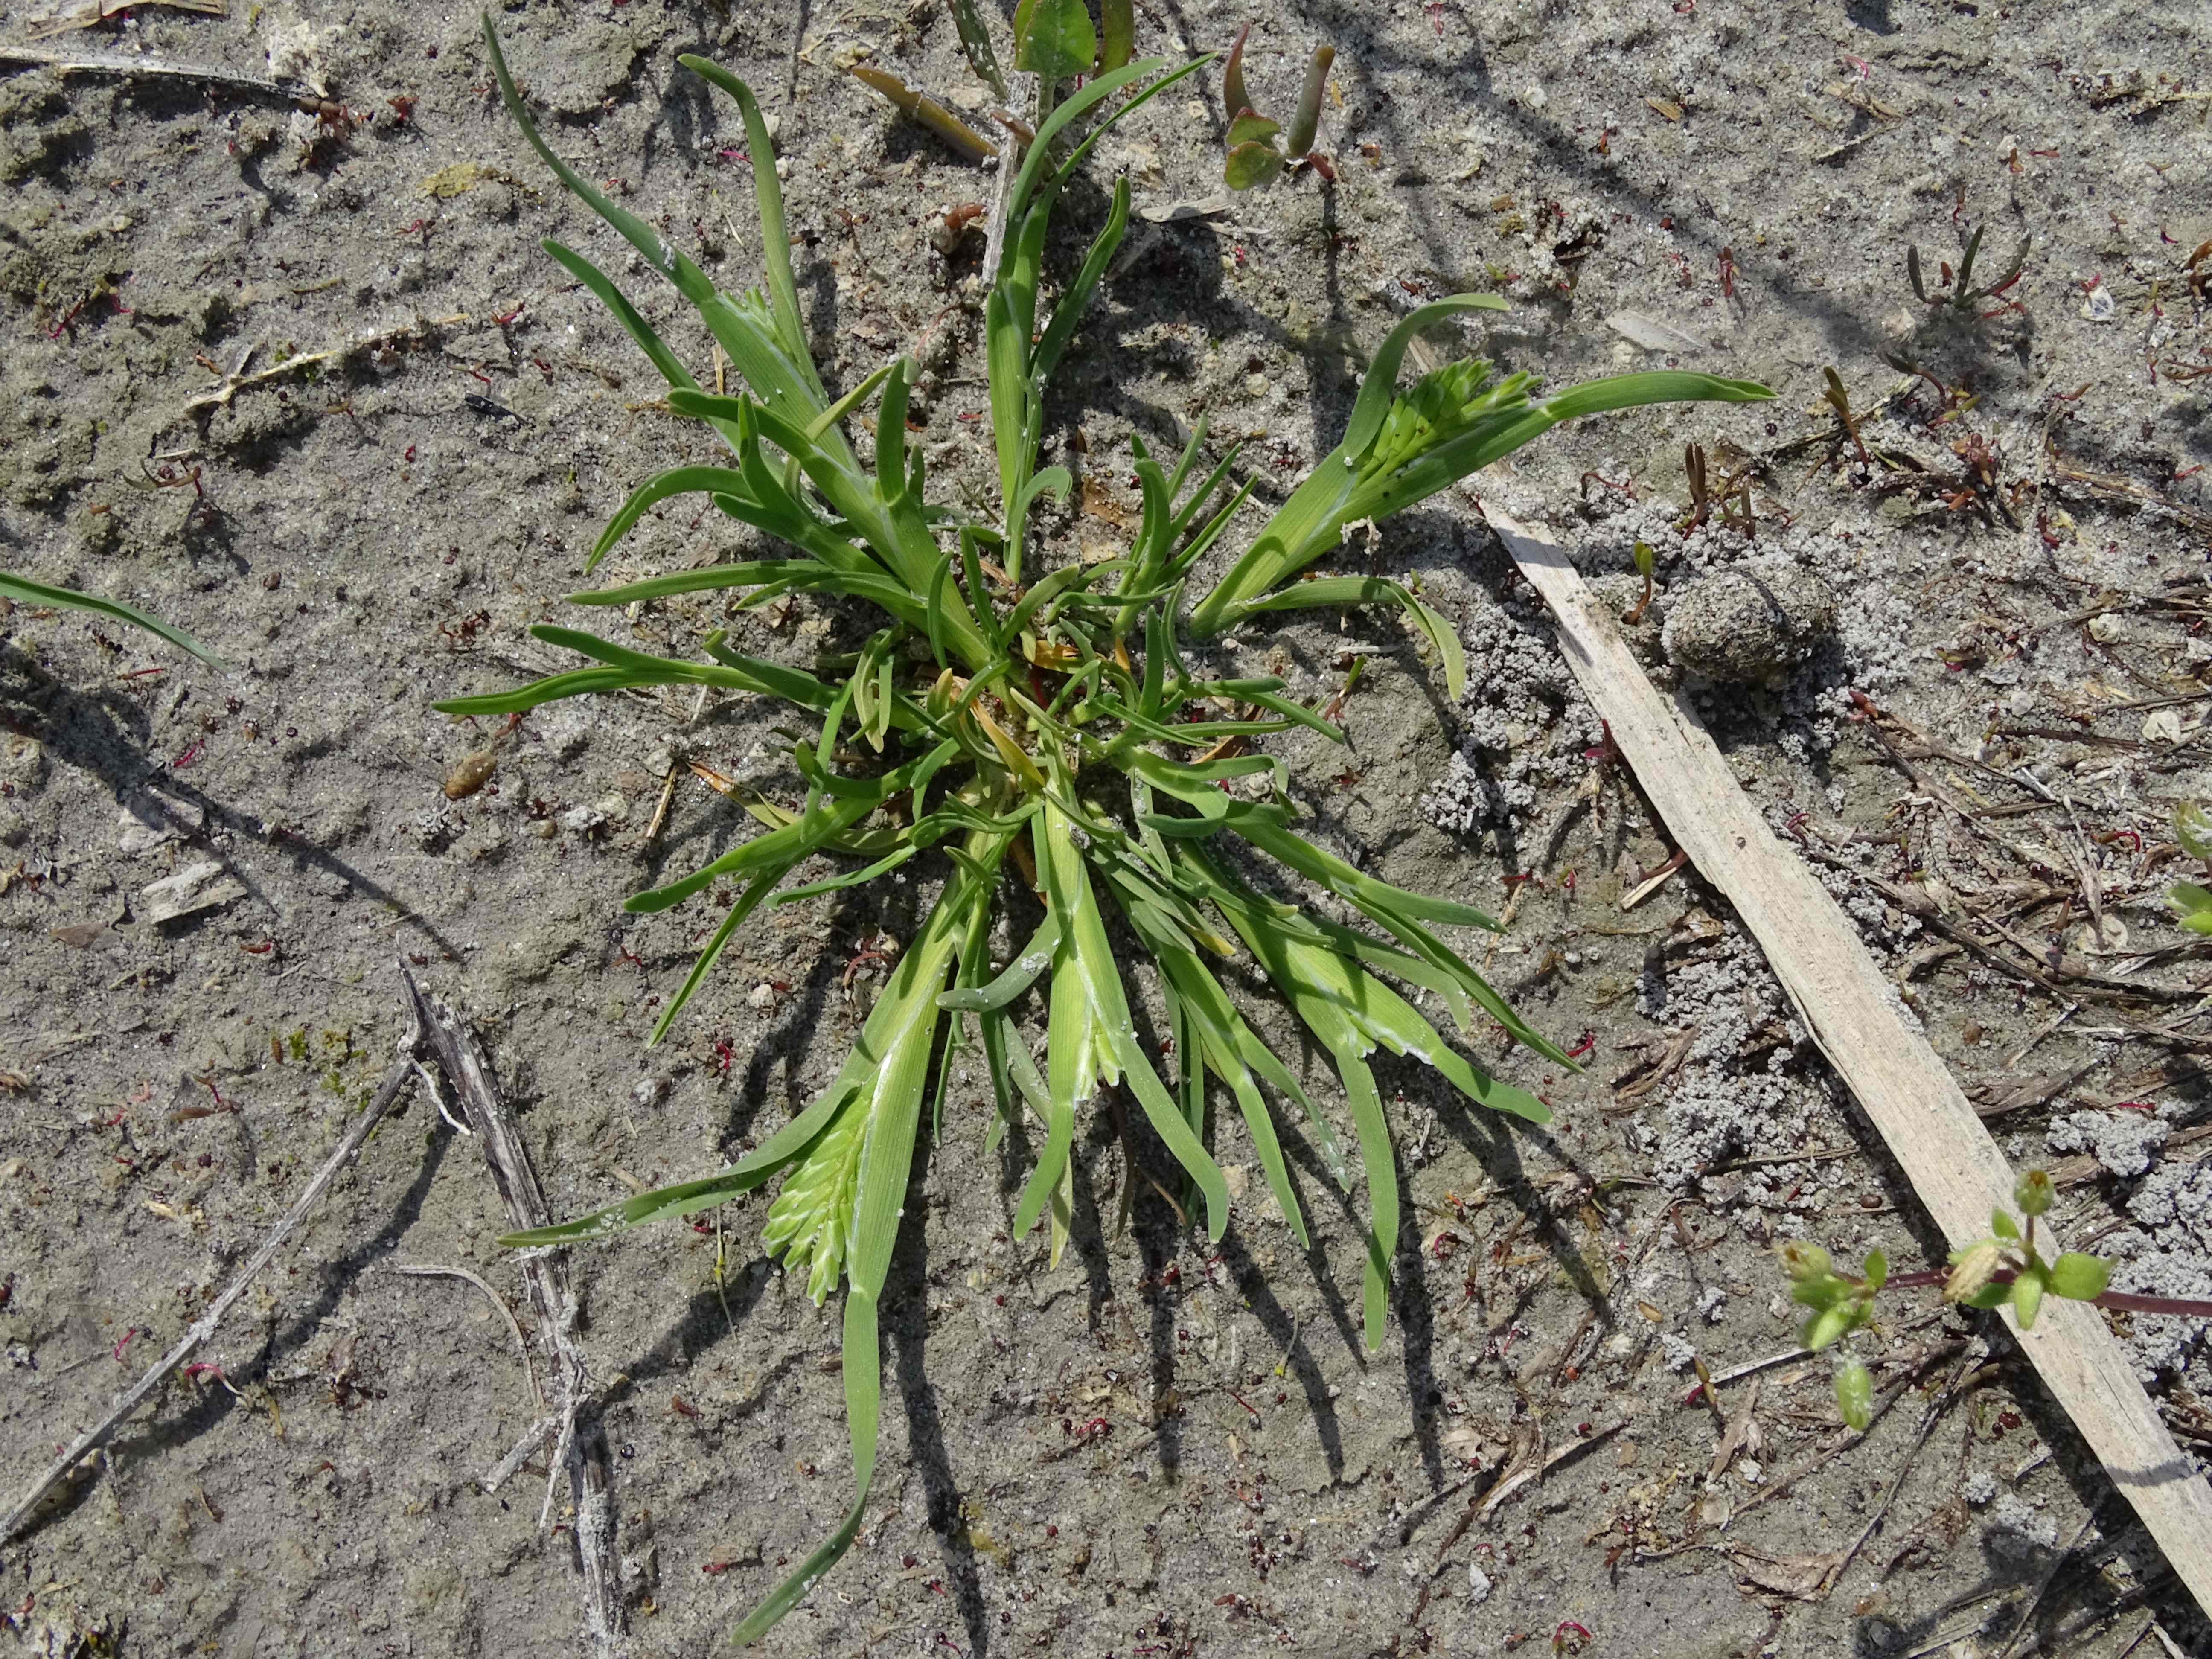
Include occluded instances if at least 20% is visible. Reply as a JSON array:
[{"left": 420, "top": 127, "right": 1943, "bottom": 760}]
[
  {"left": 1607, "top": 311, "right": 1707, "bottom": 355},
  {"left": 1135, "top": 195, "right": 1234, "bottom": 224},
  {"left": 1080, "top": 475, "right": 1132, "bottom": 528},
  {"left": 142, "top": 859, "right": 247, "bottom": 926},
  {"left": 419, "top": 162, "right": 503, "bottom": 200},
  {"left": 116, "top": 785, "right": 204, "bottom": 855},
  {"left": 1729, "top": 1544, "right": 1843, "bottom": 1600},
  {"left": 26, "top": 0, "right": 222, "bottom": 38}
]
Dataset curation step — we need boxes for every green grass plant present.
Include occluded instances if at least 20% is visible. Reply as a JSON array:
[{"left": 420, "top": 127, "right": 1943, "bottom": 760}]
[{"left": 449, "top": 17, "right": 1772, "bottom": 1640}]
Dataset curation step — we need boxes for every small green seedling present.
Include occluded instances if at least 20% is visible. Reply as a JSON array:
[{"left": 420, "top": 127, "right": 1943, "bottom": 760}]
[
  {"left": 1624, "top": 538, "right": 1656, "bottom": 624},
  {"left": 1221, "top": 26, "right": 1336, "bottom": 189},
  {"left": 2169, "top": 803, "right": 2212, "bottom": 935},
  {"left": 457, "top": 15, "right": 1771, "bottom": 1640},
  {"left": 1782, "top": 1168, "right": 2212, "bottom": 1430},
  {"left": 1906, "top": 221, "right": 2030, "bottom": 319},
  {"left": 0, "top": 571, "right": 226, "bottom": 667},
  {"left": 1821, "top": 367, "right": 1871, "bottom": 465}
]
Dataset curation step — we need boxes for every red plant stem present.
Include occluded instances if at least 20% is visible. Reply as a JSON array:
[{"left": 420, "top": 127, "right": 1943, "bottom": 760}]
[
  {"left": 2094, "top": 1289, "right": 2212, "bottom": 1317},
  {"left": 1877, "top": 1266, "right": 2212, "bottom": 1319}
]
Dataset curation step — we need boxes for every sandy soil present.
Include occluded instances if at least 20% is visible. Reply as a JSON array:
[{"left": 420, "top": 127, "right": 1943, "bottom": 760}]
[{"left": 3, "top": 0, "right": 2211, "bottom": 1654}]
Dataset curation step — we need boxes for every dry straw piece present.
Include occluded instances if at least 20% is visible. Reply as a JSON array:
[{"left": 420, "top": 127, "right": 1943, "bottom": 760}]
[{"left": 1483, "top": 501, "right": 2212, "bottom": 1622}]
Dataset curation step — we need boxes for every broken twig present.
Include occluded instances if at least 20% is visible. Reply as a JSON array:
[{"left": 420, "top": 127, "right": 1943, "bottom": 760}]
[
  {"left": 400, "top": 966, "right": 628, "bottom": 1659},
  {"left": 3, "top": 979, "right": 426, "bottom": 1542}
]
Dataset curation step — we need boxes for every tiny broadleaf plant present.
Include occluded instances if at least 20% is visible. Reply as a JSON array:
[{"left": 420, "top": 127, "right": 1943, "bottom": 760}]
[
  {"left": 1782, "top": 1169, "right": 2212, "bottom": 1430},
  {"left": 452, "top": 17, "right": 1772, "bottom": 1641},
  {"left": 2168, "top": 802, "right": 2212, "bottom": 935}
]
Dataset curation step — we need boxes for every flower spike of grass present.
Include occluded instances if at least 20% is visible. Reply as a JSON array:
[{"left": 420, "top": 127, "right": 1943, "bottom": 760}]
[{"left": 462, "top": 17, "right": 1776, "bottom": 1641}]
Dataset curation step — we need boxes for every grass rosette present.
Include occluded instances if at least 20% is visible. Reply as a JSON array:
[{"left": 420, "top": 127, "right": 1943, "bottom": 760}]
[{"left": 450, "top": 18, "right": 1773, "bottom": 1640}]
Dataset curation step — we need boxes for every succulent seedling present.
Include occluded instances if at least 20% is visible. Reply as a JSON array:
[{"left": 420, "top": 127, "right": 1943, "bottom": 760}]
[
  {"left": 1906, "top": 221, "right": 2030, "bottom": 320},
  {"left": 1221, "top": 26, "right": 1336, "bottom": 189}
]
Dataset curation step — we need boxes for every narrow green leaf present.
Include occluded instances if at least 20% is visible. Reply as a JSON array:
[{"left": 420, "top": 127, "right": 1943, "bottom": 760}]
[
  {"left": 0, "top": 572, "right": 227, "bottom": 667},
  {"left": 432, "top": 624, "right": 839, "bottom": 720},
  {"left": 937, "top": 913, "right": 1062, "bottom": 1010},
  {"left": 539, "top": 237, "right": 707, "bottom": 410},
  {"left": 1240, "top": 576, "right": 1466, "bottom": 701},
  {"left": 774, "top": 847, "right": 917, "bottom": 902},
  {"left": 1044, "top": 55, "right": 1216, "bottom": 204},
  {"left": 649, "top": 865, "right": 795, "bottom": 1042},
  {"left": 1337, "top": 1046, "right": 1396, "bottom": 1351},
  {"left": 1031, "top": 175, "right": 1132, "bottom": 385},
  {"left": 808, "top": 356, "right": 898, "bottom": 444},
  {"left": 674, "top": 55, "right": 824, "bottom": 404},
  {"left": 547, "top": 623, "right": 835, "bottom": 708},
  {"left": 580, "top": 465, "right": 758, "bottom": 572},
  {"left": 1014, "top": 941, "right": 1086, "bottom": 1237},
  {"left": 500, "top": 1074, "right": 861, "bottom": 1246},
  {"left": 1005, "top": 556, "right": 1109, "bottom": 639},
  {"left": 733, "top": 1290, "right": 882, "bottom": 1639},
  {"left": 985, "top": 287, "right": 1031, "bottom": 541},
  {"left": 1010, "top": 56, "right": 1167, "bottom": 218},
  {"left": 1037, "top": 794, "right": 1228, "bottom": 1238}
]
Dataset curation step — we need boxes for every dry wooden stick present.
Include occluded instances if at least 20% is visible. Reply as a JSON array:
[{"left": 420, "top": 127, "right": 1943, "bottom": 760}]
[
  {"left": 980, "top": 71, "right": 1036, "bottom": 287},
  {"left": 25, "top": 0, "right": 226, "bottom": 39},
  {"left": 3, "top": 983, "right": 427, "bottom": 1542},
  {"left": 399, "top": 966, "right": 628, "bottom": 1659},
  {"left": 1483, "top": 501, "right": 2212, "bottom": 1622},
  {"left": 0, "top": 42, "right": 306, "bottom": 99}
]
